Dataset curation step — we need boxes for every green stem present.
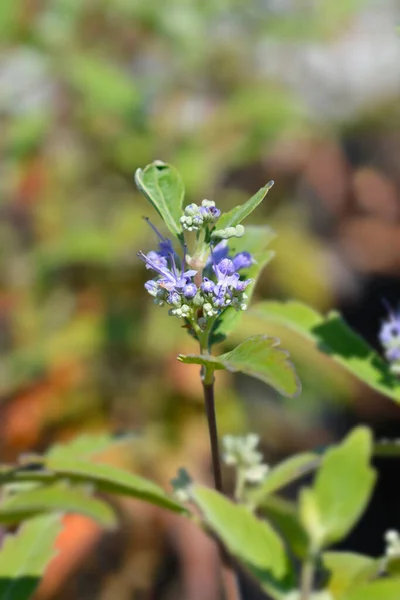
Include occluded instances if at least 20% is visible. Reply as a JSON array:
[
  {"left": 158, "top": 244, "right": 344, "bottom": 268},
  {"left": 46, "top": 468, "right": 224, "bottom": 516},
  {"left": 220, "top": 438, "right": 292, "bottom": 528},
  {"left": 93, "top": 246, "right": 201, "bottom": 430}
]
[
  {"left": 234, "top": 468, "right": 246, "bottom": 503},
  {"left": 198, "top": 316, "right": 216, "bottom": 355}
]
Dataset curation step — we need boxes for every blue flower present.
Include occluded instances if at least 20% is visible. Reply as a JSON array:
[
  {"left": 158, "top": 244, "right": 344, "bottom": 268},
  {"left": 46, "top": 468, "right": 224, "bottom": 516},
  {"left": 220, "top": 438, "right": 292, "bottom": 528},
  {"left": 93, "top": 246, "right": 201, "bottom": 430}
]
[
  {"left": 146, "top": 251, "right": 168, "bottom": 270},
  {"left": 379, "top": 319, "right": 400, "bottom": 346},
  {"left": 235, "top": 278, "right": 252, "bottom": 292},
  {"left": 138, "top": 251, "right": 197, "bottom": 293},
  {"left": 205, "top": 257, "right": 252, "bottom": 312},
  {"left": 379, "top": 307, "right": 400, "bottom": 367},
  {"left": 183, "top": 283, "right": 197, "bottom": 299},
  {"left": 206, "top": 242, "right": 253, "bottom": 272},
  {"left": 144, "top": 218, "right": 175, "bottom": 257},
  {"left": 140, "top": 208, "right": 253, "bottom": 323},
  {"left": 199, "top": 202, "right": 221, "bottom": 221},
  {"left": 232, "top": 251, "right": 253, "bottom": 271},
  {"left": 201, "top": 278, "right": 215, "bottom": 294},
  {"left": 168, "top": 291, "right": 182, "bottom": 306},
  {"left": 144, "top": 280, "right": 159, "bottom": 296},
  {"left": 387, "top": 346, "right": 400, "bottom": 362},
  {"left": 213, "top": 259, "right": 240, "bottom": 291}
]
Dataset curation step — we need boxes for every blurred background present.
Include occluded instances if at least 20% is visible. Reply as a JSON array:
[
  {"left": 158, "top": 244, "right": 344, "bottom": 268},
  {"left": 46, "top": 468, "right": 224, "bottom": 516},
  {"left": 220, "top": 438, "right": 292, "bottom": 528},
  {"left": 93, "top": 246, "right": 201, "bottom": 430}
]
[{"left": 1, "top": 0, "right": 400, "bottom": 598}]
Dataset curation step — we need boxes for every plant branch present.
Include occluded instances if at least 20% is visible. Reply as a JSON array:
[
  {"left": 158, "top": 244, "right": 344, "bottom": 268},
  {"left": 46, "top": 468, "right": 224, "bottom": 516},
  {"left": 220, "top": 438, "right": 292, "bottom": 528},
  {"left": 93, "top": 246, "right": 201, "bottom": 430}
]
[
  {"left": 299, "top": 554, "right": 315, "bottom": 600},
  {"left": 201, "top": 371, "right": 242, "bottom": 600},
  {"left": 203, "top": 380, "right": 224, "bottom": 493}
]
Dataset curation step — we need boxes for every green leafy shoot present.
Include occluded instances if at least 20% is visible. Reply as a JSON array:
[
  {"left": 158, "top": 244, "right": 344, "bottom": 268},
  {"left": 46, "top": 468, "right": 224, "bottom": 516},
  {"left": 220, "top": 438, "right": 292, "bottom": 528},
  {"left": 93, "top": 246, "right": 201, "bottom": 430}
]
[{"left": 299, "top": 427, "right": 376, "bottom": 549}]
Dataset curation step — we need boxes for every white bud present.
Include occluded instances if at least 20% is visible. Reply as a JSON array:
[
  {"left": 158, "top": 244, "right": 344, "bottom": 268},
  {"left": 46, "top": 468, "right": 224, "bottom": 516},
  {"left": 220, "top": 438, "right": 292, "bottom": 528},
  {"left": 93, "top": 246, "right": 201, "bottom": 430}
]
[{"left": 201, "top": 199, "right": 215, "bottom": 208}]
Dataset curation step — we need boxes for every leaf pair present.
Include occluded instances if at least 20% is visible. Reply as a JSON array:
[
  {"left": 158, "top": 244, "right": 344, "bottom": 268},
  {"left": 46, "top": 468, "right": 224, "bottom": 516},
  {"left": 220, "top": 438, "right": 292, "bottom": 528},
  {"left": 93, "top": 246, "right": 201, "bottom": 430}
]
[{"left": 178, "top": 334, "right": 301, "bottom": 398}]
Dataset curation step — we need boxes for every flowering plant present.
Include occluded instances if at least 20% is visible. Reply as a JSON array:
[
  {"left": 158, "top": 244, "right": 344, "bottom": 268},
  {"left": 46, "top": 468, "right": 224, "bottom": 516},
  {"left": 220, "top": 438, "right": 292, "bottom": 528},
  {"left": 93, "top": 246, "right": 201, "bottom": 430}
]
[
  {"left": 137, "top": 165, "right": 272, "bottom": 347},
  {"left": 3, "top": 161, "right": 400, "bottom": 600}
]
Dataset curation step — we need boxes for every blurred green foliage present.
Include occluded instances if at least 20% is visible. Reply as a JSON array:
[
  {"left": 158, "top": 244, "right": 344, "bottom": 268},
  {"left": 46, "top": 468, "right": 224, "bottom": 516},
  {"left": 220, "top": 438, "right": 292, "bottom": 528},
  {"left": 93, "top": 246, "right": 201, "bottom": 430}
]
[{"left": 0, "top": 0, "right": 394, "bottom": 470}]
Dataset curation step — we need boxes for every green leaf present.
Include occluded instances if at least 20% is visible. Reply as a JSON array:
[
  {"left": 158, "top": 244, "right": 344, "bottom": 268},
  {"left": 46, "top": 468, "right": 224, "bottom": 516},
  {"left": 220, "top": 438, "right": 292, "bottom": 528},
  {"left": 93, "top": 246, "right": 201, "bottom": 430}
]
[
  {"left": 178, "top": 335, "right": 301, "bottom": 398},
  {"left": 44, "top": 458, "right": 186, "bottom": 514},
  {"left": 249, "top": 301, "right": 400, "bottom": 403},
  {"left": 216, "top": 182, "right": 274, "bottom": 230},
  {"left": 191, "top": 485, "right": 292, "bottom": 594},
  {"left": 343, "top": 580, "right": 400, "bottom": 600},
  {"left": 250, "top": 452, "right": 319, "bottom": 506},
  {"left": 0, "top": 484, "right": 116, "bottom": 528},
  {"left": 135, "top": 161, "right": 184, "bottom": 239},
  {"left": 260, "top": 495, "right": 309, "bottom": 559},
  {"left": 322, "top": 552, "right": 376, "bottom": 599},
  {"left": 0, "top": 514, "right": 61, "bottom": 600},
  {"left": 212, "top": 225, "right": 276, "bottom": 342},
  {"left": 299, "top": 427, "right": 376, "bottom": 548}
]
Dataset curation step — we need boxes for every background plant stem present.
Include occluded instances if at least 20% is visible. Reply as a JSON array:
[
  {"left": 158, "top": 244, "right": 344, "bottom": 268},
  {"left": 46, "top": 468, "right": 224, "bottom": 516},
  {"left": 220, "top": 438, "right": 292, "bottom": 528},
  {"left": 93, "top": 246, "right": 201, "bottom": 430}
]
[{"left": 299, "top": 555, "right": 315, "bottom": 600}]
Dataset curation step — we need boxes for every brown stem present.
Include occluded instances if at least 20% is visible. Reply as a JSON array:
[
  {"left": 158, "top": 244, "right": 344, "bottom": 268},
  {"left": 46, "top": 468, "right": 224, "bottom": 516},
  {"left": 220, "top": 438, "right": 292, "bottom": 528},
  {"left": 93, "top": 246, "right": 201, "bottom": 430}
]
[
  {"left": 203, "top": 382, "right": 223, "bottom": 492},
  {"left": 202, "top": 380, "right": 242, "bottom": 600}
]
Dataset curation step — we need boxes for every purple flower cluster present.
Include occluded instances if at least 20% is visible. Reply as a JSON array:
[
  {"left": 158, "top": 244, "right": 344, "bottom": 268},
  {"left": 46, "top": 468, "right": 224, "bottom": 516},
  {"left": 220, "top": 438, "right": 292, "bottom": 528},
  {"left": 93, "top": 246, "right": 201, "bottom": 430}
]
[
  {"left": 138, "top": 247, "right": 198, "bottom": 318},
  {"left": 138, "top": 224, "right": 253, "bottom": 321},
  {"left": 200, "top": 252, "right": 253, "bottom": 317},
  {"left": 379, "top": 308, "right": 400, "bottom": 365}
]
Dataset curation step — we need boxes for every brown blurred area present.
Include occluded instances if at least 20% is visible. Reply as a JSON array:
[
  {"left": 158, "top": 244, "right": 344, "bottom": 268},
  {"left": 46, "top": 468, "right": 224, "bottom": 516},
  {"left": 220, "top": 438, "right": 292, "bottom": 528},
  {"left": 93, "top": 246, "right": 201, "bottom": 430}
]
[{"left": 1, "top": 0, "right": 400, "bottom": 598}]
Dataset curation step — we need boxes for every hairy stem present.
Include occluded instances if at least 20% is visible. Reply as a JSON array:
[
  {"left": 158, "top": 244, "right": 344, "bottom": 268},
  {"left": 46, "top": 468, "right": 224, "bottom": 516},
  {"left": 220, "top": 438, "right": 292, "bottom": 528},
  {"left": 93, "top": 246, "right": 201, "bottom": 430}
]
[{"left": 203, "top": 380, "right": 223, "bottom": 492}]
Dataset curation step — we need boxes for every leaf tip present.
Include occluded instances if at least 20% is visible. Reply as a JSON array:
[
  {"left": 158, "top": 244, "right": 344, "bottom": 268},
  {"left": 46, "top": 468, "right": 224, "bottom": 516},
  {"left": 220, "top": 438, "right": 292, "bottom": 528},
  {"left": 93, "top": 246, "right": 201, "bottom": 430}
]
[{"left": 134, "top": 167, "right": 143, "bottom": 183}]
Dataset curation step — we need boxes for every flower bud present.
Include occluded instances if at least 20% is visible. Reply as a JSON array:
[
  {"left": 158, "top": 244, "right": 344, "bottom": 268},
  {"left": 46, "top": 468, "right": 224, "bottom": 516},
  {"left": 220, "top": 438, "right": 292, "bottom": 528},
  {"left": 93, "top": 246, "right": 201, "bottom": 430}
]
[
  {"left": 184, "top": 203, "right": 200, "bottom": 216},
  {"left": 183, "top": 283, "right": 197, "bottom": 299},
  {"left": 211, "top": 224, "right": 245, "bottom": 240}
]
